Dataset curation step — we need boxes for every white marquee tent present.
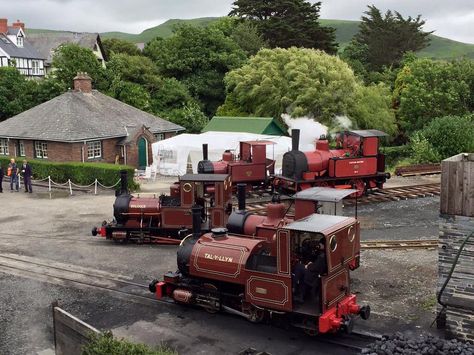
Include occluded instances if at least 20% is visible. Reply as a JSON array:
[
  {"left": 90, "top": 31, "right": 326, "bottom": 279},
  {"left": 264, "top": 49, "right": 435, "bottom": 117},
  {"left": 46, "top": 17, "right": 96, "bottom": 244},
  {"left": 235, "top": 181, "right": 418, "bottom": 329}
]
[{"left": 152, "top": 131, "right": 316, "bottom": 176}]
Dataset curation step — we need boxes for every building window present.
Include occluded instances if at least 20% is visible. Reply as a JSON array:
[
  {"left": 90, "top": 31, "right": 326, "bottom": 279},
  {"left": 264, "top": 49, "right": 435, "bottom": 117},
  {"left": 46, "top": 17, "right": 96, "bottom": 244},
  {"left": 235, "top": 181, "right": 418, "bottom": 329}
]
[
  {"left": 155, "top": 133, "right": 165, "bottom": 141},
  {"left": 0, "top": 139, "right": 9, "bottom": 155},
  {"left": 31, "top": 60, "right": 40, "bottom": 75},
  {"left": 17, "top": 36, "right": 23, "bottom": 47},
  {"left": 19, "top": 141, "right": 25, "bottom": 156},
  {"left": 35, "top": 141, "right": 48, "bottom": 159},
  {"left": 87, "top": 141, "right": 102, "bottom": 159}
]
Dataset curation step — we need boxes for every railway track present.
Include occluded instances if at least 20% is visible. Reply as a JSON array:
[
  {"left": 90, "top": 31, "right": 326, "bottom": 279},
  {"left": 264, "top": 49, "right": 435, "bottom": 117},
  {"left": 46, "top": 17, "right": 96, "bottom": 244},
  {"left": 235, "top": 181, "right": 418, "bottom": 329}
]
[
  {"left": 395, "top": 163, "right": 441, "bottom": 177},
  {"left": 344, "top": 183, "right": 440, "bottom": 206},
  {"left": 361, "top": 239, "right": 438, "bottom": 250}
]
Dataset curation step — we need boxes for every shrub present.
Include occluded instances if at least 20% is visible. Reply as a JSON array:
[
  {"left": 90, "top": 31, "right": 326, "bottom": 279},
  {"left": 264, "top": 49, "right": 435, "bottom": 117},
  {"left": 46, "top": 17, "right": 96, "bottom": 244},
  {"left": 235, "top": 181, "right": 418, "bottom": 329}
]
[
  {"left": 0, "top": 158, "right": 138, "bottom": 190},
  {"left": 82, "top": 332, "right": 176, "bottom": 355},
  {"left": 380, "top": 145, "right": 411, "bottom": 167},
  {"left": 410, "top": 132, "right": 441, "bottom": 163}
]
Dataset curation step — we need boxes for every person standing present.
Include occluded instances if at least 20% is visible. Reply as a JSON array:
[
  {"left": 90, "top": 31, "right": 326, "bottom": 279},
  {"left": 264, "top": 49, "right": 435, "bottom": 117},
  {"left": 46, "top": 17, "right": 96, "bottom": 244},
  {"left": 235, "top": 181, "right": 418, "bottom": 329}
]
[
  {"left": 8, "top": 158, "right": 19, "bottom": 192},
  {"left": 22, "top": 160, "right": 33, "bottom": 193},
  {"left": 0, "top": 164, "right": 3, "bottom": 193}
]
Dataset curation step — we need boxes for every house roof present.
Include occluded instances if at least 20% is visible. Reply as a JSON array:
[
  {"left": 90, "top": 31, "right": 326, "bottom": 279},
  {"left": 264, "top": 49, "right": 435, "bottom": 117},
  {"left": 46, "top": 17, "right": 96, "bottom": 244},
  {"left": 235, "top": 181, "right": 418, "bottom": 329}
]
[
  {"left": 27, "top": 32, "right": 104, "bottom": 64},
  {"left": 202, "top": 116, "right": 287, "bottom": 136},
  {"left": 0, "top": 31, "right": 45, "bottom": 60},
  {"left": 0, "top": 90, "right": 185, "bottom": 143}
]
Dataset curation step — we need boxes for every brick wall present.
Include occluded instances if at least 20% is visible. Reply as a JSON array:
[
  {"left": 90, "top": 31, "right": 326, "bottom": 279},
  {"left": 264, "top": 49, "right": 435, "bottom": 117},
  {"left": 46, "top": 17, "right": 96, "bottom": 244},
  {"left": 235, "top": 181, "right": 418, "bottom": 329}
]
[{"left": 124, "top": 129, "right": 156, "bottom": 167}]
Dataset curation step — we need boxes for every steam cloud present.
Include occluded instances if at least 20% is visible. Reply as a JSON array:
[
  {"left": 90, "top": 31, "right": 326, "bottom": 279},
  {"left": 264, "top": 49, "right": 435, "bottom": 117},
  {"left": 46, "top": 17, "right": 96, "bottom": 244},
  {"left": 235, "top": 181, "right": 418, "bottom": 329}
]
[{"left": 282, "top": 114, "right": 328, "bottom": 151}]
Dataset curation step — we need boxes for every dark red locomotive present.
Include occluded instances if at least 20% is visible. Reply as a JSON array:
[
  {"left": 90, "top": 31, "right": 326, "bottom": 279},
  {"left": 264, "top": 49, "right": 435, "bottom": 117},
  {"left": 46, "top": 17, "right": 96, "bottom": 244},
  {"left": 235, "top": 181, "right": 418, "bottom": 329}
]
[
  {"left": 92, "top": 171, "right": 232, "bottom": 243},
  {"left": 275, "top": 129, "right": 390, "bottom": 196},
  {"left": 149, "top": 190, "right": 370, "bottom": 335},
  {"left": 198, "top": 140, "right": 275, "bottom": 189}
]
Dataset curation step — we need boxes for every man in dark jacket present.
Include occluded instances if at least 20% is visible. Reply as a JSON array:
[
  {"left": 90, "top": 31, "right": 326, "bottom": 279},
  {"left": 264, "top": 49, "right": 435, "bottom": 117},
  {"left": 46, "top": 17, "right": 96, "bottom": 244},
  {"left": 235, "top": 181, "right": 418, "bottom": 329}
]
[
  {"left": 0, "top": 165, "right": 3, "bottom": 193},
  {"left": 22, "top": 160, "right": 33, "bottom": 193},
  {"left": 295, "top": 239, "right": 327, "bottom": 303}
]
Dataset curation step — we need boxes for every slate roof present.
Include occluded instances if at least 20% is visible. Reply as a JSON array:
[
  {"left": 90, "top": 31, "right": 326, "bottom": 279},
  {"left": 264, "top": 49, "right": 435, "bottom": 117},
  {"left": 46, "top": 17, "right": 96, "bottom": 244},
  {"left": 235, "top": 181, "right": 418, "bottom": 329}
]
[
  {"left": 0, "top": 90, "right": 185, "bottom": 142},
  {"left": 202, "top": 116, "right": 287, "bottom": 136},
  {"left": 27, "top": 32, "right": 104, "bottom": 64},
  {"left": 0, "top": 29, "right": 45, "bottom": 60}
]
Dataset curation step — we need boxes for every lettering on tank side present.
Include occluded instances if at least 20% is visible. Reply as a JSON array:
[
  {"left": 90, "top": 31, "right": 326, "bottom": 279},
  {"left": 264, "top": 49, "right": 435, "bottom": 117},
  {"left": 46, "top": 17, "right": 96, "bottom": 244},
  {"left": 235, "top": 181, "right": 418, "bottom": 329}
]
[{"left": 204, "top": 253, "right": 234, "bottom": 263}]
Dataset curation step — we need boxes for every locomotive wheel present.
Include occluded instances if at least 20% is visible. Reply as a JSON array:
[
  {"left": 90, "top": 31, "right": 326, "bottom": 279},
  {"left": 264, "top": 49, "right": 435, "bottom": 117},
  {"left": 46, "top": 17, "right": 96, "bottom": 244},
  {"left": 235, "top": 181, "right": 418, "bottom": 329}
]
[
  {"left": 349, "top": 179, "right": 366, "bottom": 198},
  {"left": 202, "top": 283, "right": 219, "bottom": 314},
  {"left": 248, "top": 306, "right": 265, "bottom": 323}
]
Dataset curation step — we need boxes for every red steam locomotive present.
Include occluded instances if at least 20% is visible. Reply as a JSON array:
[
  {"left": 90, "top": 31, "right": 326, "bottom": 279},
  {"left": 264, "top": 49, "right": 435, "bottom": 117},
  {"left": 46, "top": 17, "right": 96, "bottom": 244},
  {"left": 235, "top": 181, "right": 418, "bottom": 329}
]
[
  {"left": 276, "top": 129, "right": 390, "bottom": 196},
  {"left": 92, "top": 171, "right": 233, "bottom": 243},
  {"left": 197, "top": 140, "right": 275, "bottom": 189},
  {"left": 149, "top": 187, "right": 370, "bottom": 335}
]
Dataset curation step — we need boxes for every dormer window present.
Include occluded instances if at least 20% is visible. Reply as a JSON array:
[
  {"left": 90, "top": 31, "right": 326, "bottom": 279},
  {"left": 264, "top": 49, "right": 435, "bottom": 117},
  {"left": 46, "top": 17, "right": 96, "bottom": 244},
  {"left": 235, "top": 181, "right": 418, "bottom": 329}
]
[{"left": 17, "top": 35, "right": 23, "bottom": 47}]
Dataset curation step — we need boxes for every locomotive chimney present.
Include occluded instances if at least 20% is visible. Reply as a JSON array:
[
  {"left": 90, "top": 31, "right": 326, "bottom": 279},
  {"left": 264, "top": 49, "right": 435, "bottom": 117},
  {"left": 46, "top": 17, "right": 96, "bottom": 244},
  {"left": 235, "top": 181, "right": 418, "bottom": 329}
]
[
  {"left": 291, "top": 129, "right": 300, "bottom": 151},
  {"left": 192, "top": 205, "right": 202, "bottom": 237},
  {"left": 119, "top": 170, "right": 129, "bottom": 195},
  {"left": 237, "top": 183, "right": 246, "bottom": 211},
  {"left": 202, "top": 143, "right": 208, "bottom": 161}
]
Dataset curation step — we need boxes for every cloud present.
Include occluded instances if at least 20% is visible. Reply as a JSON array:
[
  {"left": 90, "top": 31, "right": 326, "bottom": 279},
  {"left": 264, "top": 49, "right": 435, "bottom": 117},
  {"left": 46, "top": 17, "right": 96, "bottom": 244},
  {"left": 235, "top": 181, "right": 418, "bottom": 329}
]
[{"left": 0, "top": 0, "right": 472, "bottom": 43}]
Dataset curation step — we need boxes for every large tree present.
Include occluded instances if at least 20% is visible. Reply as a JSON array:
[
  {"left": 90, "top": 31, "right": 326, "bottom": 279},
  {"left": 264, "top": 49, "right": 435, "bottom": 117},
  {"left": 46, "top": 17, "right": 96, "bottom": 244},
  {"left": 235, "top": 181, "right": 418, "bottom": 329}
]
[
  {"left": 0, "top": 67, "right": 37, "bottom": 121},
  {"left": 143, "top": 24, "right": 247, "bottom": 116},
  {"left": 393, "top": 58, "right": 474, "bottom": 133},
  {"left": 102, "top": 38, "right": 142, "bottom": 58},
  {"left": 229, "top": 0, "right": 337, "bottom": 54},
  {"left": 51, "top": 43, "right": 106, "bottom": 89},
  {"left": 343, "top": 5, "right": 431, "bottom": 72}
]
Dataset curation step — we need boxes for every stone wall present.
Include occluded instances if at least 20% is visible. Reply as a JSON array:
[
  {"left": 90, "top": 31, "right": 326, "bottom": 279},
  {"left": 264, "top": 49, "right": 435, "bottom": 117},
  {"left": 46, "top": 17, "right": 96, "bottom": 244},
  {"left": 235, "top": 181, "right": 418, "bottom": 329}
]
[{"left": 438, "top": 153, "right": 474, "bottom": 342}]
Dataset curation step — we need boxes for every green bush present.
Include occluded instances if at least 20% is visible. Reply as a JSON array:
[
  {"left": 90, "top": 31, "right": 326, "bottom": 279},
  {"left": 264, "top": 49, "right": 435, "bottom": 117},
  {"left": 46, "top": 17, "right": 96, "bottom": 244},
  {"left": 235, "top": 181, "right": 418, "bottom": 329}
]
[
  {"left": 0, "top": 158, "right": 138, "bottom": 190},
  {"left": 410, "top": 132, "right": 441, "bottom": 163},
  {"left": 82, "top": 332, "right": 176, "bottom": 355},
  {"left": 418, "top": 114, "right": 474, "bottom": 160},
  {"left": 380, "top": 145, "right": 411, "bottom": 167}
]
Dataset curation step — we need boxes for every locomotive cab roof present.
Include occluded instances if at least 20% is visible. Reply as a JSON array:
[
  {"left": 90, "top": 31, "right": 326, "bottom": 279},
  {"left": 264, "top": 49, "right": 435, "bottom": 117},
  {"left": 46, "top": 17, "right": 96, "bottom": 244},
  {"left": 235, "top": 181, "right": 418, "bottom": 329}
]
[
  {"left": 293, "top": 187, "right": 357, "bottom": 202},
  {"left": 179, "top": 173, "right": 229, "bottom": 182},
  {"left": 346, "top": 129, "right": 388, "bottom": 138},
  {"left": 284, "top": 213, "right": 355, "bottom": 235}
]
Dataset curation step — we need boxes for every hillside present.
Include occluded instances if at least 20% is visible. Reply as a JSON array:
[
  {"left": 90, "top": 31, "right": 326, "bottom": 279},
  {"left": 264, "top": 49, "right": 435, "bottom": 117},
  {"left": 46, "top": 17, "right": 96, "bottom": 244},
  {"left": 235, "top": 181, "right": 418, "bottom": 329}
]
[{"left": 30, "top": 17, "right": 474, "bottom": 59}]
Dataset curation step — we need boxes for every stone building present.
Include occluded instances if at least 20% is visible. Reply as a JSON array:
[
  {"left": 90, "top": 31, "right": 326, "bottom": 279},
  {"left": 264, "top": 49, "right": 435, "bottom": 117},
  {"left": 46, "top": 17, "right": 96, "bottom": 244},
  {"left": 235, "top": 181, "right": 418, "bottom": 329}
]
[
  {"left": 438, "top": 153, "right": 474, "bottom": 341},
  {"left": 0, "top": 73, "right": 184, "bottom": 168}
]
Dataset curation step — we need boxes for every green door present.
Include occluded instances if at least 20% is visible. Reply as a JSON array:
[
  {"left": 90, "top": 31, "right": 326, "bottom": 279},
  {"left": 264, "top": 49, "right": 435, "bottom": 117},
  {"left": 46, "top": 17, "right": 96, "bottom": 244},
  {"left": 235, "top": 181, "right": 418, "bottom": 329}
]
[{"left": 138, "top": 137, "right": 148, "bottom": 168}]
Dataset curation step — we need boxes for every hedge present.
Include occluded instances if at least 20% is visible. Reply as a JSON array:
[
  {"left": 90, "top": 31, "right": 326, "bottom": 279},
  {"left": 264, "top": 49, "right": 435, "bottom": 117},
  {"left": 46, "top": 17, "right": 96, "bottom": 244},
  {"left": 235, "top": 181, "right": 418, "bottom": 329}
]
[{"left": 0, "top": 157, "right": 138, "bottom": 190}]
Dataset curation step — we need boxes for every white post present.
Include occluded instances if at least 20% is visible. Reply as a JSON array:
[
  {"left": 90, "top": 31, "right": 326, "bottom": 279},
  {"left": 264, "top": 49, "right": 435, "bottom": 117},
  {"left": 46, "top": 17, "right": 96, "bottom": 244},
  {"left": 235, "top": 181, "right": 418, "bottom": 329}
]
[
  {"left": 48, "top": 176, "right": 51, "bottom": 192},
  {"left": 94, "top": 179, "right": 98, "bottom": 195},
  {"left": 68, "top": 179, "right": 72, "bottom": 195},
  {"left": 18, "top": 175, "right": 21, "bottom": 189}
]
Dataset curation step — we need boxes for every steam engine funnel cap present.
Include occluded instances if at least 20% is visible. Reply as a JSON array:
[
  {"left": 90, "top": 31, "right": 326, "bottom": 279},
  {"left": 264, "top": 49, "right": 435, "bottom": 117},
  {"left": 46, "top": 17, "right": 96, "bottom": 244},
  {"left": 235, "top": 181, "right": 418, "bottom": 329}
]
[
  {"left": 211, "top": 227, "right": 228, "bottom": 238},
  {"left": 202, "top": 143, "right": 208, "bottom": 161},
  {"left": 291, "top": 129, "right": 300, "bottom": 151}
]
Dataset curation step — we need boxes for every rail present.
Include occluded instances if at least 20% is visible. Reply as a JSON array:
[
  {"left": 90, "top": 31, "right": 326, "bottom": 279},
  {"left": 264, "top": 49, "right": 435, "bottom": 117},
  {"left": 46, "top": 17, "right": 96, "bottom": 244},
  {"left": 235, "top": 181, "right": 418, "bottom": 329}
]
[
  {"left": 395, "top": 163, "right": 441, "bottom": 177},
  {"left": 361, "top": 239, "right": 438, "bottom": 250}
]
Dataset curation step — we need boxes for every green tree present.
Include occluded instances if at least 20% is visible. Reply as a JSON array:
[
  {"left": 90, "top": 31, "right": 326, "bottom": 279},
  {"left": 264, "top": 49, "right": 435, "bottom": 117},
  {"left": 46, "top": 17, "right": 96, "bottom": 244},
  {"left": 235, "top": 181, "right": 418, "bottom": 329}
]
[
  {"left": 0, "top": 67, "right": 37, "bottom": 121},
  {"left": 393, "top": 58, "right": 473, "bottom": 133},
  {"left": 109, "top": 80, "right": 151, "bottom": 111},
  {"left": 343, "top": 5, "right": 431, "bottom": 72},
  {"left": 219, "top": 47, "right": 358, "bottom": 125},
  {"left": 229, "top": 0, "right": 337, "bottom": 54},
  {"left": 167, "top": 102, "right": 209, "bottom": 133},
  {"left": 102, "top": 38, "right": 141, "bottom": 58},
  {"left": 211, "top": 17, "right": 268, "bottom": 56},
  {"left": 348, "top": 83, "right": 397, "bottom": 136},
  {"left": 51, "top": 43, "right": 105, "bottom": 89},
  {"left": 33, "top": 76, "right": 67, "bottom": 105},
  {"left": 143, "top": 24, "right": 247, "bottom": 116},
  {"left": 106, "top": 53, "right": 158, "bottom": 85}
]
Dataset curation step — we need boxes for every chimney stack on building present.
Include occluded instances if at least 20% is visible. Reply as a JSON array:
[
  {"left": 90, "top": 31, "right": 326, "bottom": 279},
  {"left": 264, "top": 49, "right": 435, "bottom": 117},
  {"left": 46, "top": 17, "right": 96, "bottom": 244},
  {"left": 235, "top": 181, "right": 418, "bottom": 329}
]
[
  {"left": 73, "top": 72, "right": 93, "bottom": 93},
  {"left": 0, "top": 18, "right": 8, "bottom": 34},
  {"left": 12, "top": 19, "right": 25, "bottom": 30}
]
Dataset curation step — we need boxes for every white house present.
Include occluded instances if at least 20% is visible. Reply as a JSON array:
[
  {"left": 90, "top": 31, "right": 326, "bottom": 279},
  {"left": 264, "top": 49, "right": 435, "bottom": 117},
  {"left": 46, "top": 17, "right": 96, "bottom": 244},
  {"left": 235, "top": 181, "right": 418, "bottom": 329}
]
[{"left": 0, "top": 18, "right": 46, "bottom": 78}]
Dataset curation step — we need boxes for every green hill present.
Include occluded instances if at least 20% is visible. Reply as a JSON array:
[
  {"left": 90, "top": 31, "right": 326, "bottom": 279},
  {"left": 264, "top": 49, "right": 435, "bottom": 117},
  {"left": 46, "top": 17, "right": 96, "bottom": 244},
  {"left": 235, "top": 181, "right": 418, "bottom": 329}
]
[{"left": 30, "top": 17, "right": 474, "bottom": 59}]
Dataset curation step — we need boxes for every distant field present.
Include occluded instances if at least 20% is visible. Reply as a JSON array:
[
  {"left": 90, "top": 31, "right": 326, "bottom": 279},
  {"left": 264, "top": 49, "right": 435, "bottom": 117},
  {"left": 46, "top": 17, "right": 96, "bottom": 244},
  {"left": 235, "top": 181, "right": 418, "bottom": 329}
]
[{"left": 29, "top": 17, "right": 474, "bottom": 59}]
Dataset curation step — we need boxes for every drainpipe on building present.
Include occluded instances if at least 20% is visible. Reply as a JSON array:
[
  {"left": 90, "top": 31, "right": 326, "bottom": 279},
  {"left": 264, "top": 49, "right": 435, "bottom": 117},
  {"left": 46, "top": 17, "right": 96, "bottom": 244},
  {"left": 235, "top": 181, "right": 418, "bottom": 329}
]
[{"left": 124, "top": 145, "right": 127, "bottom": 165}]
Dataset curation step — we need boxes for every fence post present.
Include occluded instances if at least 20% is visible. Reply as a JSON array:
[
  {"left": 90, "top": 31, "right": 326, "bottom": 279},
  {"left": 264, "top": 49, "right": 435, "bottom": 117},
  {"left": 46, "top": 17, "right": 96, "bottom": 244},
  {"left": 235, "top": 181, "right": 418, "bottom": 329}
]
[
  {"left": 48, "top": 176, "right": 51, "bottom": 192},
  {"left": 68, "top": 179, "right": 72, "bottom": 195},
  {"left": 94, "top": 179, "right": 98, "bottom": 195}
]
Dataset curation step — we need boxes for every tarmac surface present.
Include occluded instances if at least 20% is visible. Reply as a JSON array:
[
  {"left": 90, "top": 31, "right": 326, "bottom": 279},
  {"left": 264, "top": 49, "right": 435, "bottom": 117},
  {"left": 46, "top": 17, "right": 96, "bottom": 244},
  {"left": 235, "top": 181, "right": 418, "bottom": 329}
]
[{"left": 0, "top": 175, "right": 441, "bottom": 354}]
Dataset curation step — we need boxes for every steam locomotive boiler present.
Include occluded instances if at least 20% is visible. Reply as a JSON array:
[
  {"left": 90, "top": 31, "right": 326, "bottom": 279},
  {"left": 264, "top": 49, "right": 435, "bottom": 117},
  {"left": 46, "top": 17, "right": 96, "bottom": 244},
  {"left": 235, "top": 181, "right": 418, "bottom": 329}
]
[
  {"left": 197, "top": 140, "right": 276, "bottom": 189},
  {"left": 149, "top": 197, "right": 370, "bottom": 335},
  {"left": 276, "top": 129, "right": 390, "bottom": 196},
  {"left": 91, "top": 171, "right": 232, "bottom": 243}
]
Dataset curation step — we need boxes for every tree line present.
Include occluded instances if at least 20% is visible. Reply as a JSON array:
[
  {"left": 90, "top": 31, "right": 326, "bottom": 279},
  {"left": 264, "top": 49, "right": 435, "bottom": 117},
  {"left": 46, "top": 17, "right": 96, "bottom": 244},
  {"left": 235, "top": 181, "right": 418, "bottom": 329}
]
[{"left": 1, "top": 0, "right": 473, "bottom": 162}]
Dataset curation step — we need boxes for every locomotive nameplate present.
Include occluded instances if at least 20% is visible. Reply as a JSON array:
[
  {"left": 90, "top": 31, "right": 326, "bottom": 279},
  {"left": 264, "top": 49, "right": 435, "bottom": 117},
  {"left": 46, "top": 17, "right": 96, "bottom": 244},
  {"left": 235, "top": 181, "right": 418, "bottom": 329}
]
[
  {"left": 192, "top": 242, "right": 247, "bottom": 279},
  {"left": 204, "top": 253, "right": 233, "bottom": 263}
]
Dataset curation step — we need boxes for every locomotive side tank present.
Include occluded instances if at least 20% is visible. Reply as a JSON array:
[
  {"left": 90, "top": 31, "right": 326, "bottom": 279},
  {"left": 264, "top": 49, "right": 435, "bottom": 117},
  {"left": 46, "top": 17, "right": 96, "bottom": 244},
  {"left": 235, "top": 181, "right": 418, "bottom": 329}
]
[{"left": 278, "top": 129, "right": 390, "bottom": 195}]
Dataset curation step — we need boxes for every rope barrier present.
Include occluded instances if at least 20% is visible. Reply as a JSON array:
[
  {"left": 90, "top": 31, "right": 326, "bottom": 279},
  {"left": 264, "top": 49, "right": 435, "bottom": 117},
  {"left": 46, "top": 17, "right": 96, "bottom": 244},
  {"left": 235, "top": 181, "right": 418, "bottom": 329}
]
[{"left": 27, "top": 176, "right": 122, "bottom": 195}]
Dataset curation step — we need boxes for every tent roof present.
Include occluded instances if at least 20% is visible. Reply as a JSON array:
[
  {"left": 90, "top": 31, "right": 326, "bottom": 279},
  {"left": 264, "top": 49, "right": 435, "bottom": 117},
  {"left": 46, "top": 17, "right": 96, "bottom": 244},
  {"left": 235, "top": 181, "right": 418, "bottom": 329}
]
[{"left": 202, "top": 116, "right": 287, "bottom": 136}]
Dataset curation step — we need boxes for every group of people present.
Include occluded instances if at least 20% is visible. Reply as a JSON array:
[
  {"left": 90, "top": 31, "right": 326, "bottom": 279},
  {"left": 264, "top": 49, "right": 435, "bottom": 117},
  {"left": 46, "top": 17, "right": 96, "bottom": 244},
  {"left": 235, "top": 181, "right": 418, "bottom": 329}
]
[{"left": 0, "top": 158, "right": 33, "bottom": 193}]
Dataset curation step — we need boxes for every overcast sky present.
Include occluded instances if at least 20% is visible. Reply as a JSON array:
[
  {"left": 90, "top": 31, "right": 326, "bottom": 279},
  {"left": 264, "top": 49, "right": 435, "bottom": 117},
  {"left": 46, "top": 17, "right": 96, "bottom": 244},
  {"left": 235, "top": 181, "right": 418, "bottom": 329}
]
[{"left": 1, "top": 0, "right": 473, "bottom": 43}]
